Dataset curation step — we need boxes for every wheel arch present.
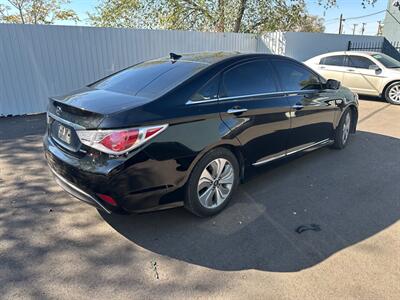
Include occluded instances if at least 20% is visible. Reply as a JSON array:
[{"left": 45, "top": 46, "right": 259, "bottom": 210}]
[
  {"left": 348, "top": 104, "right": 358, "bottom": 133},
  {"left": 382, "top": 79, "right": 400, "bottom": 98},
  {"left": 184, "top": 142, "right": 245, "bottom": 187}
]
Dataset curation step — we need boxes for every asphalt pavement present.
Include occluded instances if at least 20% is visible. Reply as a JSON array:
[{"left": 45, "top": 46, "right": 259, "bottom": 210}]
[{"left": 0, "top": 98, "right": 399, "bottom": 299}]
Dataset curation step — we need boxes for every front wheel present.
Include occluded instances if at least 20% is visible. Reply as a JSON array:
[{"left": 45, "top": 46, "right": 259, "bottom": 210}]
[
  {"left": 332, "top": 109, "right": 352, "bottom": 149},
  {"left": 384, "top": 81, "right": 400, "bottom": 105},
  {"left": 185, "top": 148, "right": 239, "bottom": 217}
]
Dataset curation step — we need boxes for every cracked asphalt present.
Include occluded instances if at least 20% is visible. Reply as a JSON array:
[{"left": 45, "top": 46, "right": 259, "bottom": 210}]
[{"left": 1, "top": 98, "right": 399, "bottom": 299}]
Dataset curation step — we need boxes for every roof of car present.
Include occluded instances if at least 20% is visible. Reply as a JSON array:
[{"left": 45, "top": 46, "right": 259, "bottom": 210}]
[
  {"left": 316, "top": 51, "right": 381, "bottom": 57},
  {"left": 157, "top": 51, "right": 285, "bottom": 65}
]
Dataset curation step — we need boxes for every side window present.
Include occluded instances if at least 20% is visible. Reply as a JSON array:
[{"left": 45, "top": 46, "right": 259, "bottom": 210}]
[
  {"left": 190, "top": 75, "right": 219, "bottom": 102},
  {"left": 273, "top": 60, "right": 321, "bottom": 91},
  {"left": 320, "top": 55, "right": 346, "bottom": 66},
  {"left": 222, "top": 60, "right": 277, "bottom": 97},
  {"left": 348, "top": 56, "right": 376, "bottom": 69}
]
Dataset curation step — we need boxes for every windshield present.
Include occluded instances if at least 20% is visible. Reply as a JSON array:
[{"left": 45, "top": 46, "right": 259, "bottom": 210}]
[{"left": 371, "top": 53, "right": 400, "bottom": 68}]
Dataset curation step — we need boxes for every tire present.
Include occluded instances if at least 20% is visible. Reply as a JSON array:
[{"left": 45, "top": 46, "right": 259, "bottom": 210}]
[
  {"left": 332, "top": 109, "right": 352, "bottom": 149},
  {"left": 185, "top": 147, "right": 239, "bottom": 217},
  {"left": 384, "top": 81, "right": 400, "bottom": 105}
]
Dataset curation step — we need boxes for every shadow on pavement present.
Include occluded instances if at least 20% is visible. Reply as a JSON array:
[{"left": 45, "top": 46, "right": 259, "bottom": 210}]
[{"left": 102, "top": 131, "right": 400, "bottom": 272}]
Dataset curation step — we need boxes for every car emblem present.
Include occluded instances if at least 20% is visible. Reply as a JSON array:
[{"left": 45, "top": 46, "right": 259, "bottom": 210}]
[{"left": 56, "top": 106, "right": 62, "bottom": 116}]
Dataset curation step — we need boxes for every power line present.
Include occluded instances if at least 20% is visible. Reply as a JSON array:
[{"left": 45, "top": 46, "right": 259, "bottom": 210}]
[{"left": 345, "top": 10, "right": 386, "bottom": 21}]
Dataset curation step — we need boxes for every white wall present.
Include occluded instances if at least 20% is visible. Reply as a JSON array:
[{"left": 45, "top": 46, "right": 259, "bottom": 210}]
[
  {"left": 262, "top": 32, "right": 385, "bottom": 61},
  {"left": 0, "top": 24, "right": 262, "bottom": 116},
  {"left": 0, "top": 24, "right": 392, "bottom": 116}
]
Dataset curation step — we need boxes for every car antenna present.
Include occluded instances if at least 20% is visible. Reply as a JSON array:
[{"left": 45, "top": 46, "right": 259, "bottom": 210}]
[{"left": 170, "top": 52, "right": 182, "bottom": 62}]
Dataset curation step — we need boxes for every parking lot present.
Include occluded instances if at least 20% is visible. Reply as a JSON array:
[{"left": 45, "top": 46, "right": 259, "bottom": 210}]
[{"left": 1, "top": 98, "right": 399, "bottom": 299}]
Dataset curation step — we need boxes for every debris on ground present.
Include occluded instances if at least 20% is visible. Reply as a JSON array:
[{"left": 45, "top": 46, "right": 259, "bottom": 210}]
[
  {"left": 151, "top": 261, "right": 160, "bottom": 280},
  {"left": 296, "top": 224, "right": 321, "bottom": 234}
]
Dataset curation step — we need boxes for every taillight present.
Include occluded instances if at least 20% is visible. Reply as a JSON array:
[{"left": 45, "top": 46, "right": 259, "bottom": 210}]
[
  {"left": 100, "top": 129, "right": 139, "bottom": 152},
  {"left": 97, "top": 194, "right": 117, "bottom": 206},
  {"left": 76, "top": 124, "right": 168, "bottom": 155}
]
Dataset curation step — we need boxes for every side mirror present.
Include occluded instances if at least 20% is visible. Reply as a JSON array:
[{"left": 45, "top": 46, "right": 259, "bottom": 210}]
[
  {"left": 369, "top": 64, "right": 382, "bottom": 74},
  {"left": 326, "top": 79, "right": 341, "bottom": 90}
]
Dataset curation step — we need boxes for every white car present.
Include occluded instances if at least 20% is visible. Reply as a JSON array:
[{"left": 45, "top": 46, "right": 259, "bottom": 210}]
[{"left": 305, "top": 51, "right": 400, "bottom": 104}]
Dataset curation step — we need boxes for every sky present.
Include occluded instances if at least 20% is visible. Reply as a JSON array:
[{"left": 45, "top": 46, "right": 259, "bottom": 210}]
[{"left": 0, "top": 0, "right": 390, "bottom": 36}]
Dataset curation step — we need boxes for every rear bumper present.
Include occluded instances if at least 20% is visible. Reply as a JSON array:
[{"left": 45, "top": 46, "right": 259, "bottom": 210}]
[
  {"left": 43, "top": 132, "right": 191, "bottom": 212},
  {"left": 49, "top": 166, "right": 111, "bottom": 214}
]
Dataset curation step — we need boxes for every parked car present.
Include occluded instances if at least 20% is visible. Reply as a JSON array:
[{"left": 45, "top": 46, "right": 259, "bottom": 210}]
[
  {"left": 44, "top": 52, "right": 358, "bottom": 217},
  {"left": 305, "top": 51, "right": 400, "bottom": 105}
]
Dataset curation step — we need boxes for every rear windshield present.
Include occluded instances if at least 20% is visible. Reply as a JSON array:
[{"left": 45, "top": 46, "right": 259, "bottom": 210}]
[
  {"left": 371, "top": 53, "right": 400, "bottom": 68},
  {"left": 91, "top": 59, "right": 207, "bottom": 98}
]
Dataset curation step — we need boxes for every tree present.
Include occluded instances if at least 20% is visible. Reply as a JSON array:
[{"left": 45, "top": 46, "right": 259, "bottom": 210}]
[
  {"left": 318, "top": 0, "right": 377, "bottom": 9},
  {"left": 0, "top": 0, "right": 79, "bottom": 24},
  {"left": 89, "top": 0, "right": 325, "bottom": 33}
]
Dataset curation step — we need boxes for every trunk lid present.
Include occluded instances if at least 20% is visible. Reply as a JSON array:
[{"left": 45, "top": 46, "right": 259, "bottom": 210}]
[
  {"left": 47, "top": 87, "right": 152, "bottom": 153},
  {"left": 48, "top": 87, "right": 152, "bottom": 128}
]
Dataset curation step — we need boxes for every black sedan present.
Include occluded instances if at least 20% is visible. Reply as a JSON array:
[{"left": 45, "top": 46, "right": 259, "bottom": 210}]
[{"left": 44, "top": 52, "right": 358, "bottom": 217}]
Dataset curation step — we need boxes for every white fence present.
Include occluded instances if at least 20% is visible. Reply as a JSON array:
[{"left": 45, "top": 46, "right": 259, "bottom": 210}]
[
  {"left": 262, "top": 31, "right": 386, "bottom": 61},
  {"left": 0, "top": 24, "right": 387, "bottom": 116},
  {"left": 0, "top": 24, "right": 262, "bottom": 116}
]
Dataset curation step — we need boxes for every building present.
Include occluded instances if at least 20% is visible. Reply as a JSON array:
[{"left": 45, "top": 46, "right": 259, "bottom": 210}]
[{"left": 383, "top": 0, "right": 400, "bottom": 41}]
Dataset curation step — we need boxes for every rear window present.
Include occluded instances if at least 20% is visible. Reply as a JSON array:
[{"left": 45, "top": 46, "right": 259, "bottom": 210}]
[
  {"left": 91, "top": 59, "right": 206, "bottom": 98},
  {"left": 371, "top": 53, "right": 400, "bottom": 68}
]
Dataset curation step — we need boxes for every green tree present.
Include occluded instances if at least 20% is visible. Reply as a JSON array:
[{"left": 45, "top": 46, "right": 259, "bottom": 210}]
[
  {"left": 0, "top": 0, "right": 78, "bottom": 24},
  {"left": 89, "top": 0, "right": 326, "bottom": 33}
]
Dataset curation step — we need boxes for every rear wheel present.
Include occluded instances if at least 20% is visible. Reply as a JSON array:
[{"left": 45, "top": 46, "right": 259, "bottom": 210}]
[
  {"left": 332, "top": 109, "right": 352, "bottom": 149},
  {"left": 185, "top": 148, "right": 239, "bottom": 217},
  {"left": 384, "top": 81, "right": 400, "bottom": 105}
]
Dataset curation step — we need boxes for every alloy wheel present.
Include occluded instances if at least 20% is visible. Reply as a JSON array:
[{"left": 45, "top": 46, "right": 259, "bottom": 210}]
[
  {"left": 197, "top": 158, "right": 234, "bottom": 209},
  {"left": 342, "top": 112, "right": 351, "bottom": 144},
  {"left": 388, "top": 84, "right": 400, "bottom": 104}
]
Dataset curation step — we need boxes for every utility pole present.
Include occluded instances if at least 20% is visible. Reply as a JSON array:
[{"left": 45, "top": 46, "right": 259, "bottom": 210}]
[
  {"left": 377, "top": 20, "right": 383, "bottom": 36},
  {"left": 352, "top": 24, "right": 358, "bottom": 35},
  {"left": 338, "top": 14, "right": 344, "bottom": 34},
  {"left": 361, "top": 22, "right": 367, "bottom": 35}
]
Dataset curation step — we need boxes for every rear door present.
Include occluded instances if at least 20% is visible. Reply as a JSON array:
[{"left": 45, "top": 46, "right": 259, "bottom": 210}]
[
  {"left": 316, "top": 55, "right": 347, "bottom": 82},
  {"left": 218, "top": 58, "right": 291, "bottom": 165},
  {"left": 271, "top": 58, "right": 337, "bottom": 153},
  {"left": 343, "top": 55, "right": 382, "bottom": 95}
]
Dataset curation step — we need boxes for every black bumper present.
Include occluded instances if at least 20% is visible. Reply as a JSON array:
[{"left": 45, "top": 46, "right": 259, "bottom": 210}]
[
  {"left": 43, "top": 133, "right": 191, "bottom": 212},
  {"left": 49, "top": 166, "right": 111, "bottom": 214}
]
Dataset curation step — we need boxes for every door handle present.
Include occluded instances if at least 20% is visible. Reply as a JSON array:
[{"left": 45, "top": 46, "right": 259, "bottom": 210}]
[
  {"left": 227, "top": 108, "right": 248, "bottom": 114},
  {"left": 347, "top": 69, "right": 355, "bottom": 72},
  {"left": 319, "top": 66, "right": 326, "bottom": 69},
  {"left": 292, "top": 104, "right": 304, "bottom": 110}
]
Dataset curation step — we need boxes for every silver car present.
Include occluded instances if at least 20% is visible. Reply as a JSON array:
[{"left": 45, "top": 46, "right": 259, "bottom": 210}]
[{"left": 305, "top": 51, "right": 400, "bottom": 105}]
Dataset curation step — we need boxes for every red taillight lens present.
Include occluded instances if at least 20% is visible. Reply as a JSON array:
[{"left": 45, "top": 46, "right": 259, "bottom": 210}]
[
  {"left": 145, "top": 127, "right": 163, "bottom": 138},
  {"left": 76, "top": 124, "right": 168, "bottom": 155},
  {"left": 100, "top": 129, "right": 139, "bottom": 152},
  {"left": 97, "top": 194, "right": 117, "bottom": 206}
]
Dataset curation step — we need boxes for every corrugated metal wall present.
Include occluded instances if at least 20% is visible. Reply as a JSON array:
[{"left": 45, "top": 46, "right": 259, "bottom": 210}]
[
  {"left": 262, "top": 31, "right": 386, "bottom": 61},
  {"left": 0, "top": 24, "right": 390, "bottom": 116},
  {"left": 0, "top": 24, "right": 262, "bottom": 116}
]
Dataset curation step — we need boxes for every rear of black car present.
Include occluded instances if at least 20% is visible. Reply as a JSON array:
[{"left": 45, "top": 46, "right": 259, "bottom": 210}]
[{"left": 44, "top": 55, "right": 215, "bottom": 213}]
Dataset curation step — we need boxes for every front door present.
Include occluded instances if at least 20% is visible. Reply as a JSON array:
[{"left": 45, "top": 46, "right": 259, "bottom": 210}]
[
  {"left": 271, "top": 59, "right": 337, "bottom": 153},
  {"left": 218, "top": 59, "right": 292, "bottom": 165},
  {"left": 343, "top": 55, "right": 382, "bottom": 95}
]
